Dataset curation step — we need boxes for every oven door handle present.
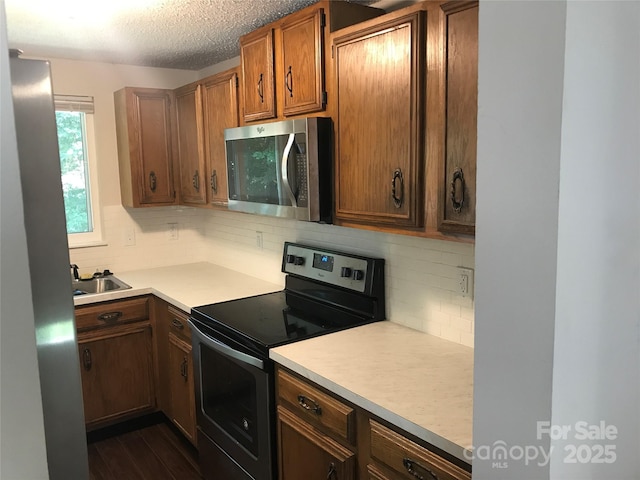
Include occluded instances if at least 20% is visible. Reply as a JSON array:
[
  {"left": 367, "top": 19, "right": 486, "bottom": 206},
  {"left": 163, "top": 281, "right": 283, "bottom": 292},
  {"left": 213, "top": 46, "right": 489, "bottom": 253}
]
[{"left": 188, "top": 319, "right": 265, "bottom": 370}]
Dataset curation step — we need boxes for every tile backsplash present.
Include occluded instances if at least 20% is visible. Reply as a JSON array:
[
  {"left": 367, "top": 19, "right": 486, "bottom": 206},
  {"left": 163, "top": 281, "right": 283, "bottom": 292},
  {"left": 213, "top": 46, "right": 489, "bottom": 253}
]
[{"left": 70, "top": 207, "right": 475, "bottom": 347}]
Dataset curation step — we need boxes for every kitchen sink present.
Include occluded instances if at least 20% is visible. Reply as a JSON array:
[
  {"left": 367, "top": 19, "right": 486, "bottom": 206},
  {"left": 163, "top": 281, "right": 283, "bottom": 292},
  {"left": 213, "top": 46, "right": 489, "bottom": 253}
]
[{"left": 72, "top": 276, "right": 131, "bottom": 296}]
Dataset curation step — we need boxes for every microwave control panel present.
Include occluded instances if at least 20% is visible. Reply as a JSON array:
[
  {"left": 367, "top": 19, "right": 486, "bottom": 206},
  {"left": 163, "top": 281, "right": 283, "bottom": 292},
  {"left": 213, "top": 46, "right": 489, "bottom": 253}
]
[{"left": 281, "top": 242, "right": 384, "bottom": 296}]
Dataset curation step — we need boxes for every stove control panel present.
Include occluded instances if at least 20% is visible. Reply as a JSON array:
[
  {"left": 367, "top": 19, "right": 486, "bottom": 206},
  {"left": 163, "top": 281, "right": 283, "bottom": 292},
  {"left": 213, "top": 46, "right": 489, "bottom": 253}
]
[{"left": 282, "top": 242, "right": 384, "bottom": 295}]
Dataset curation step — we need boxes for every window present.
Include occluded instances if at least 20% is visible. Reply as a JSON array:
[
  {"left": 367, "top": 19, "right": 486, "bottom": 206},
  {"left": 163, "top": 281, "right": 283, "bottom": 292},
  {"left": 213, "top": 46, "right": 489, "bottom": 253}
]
[{"left": 54, "top": 95, "right": 103, "bottom": 247}]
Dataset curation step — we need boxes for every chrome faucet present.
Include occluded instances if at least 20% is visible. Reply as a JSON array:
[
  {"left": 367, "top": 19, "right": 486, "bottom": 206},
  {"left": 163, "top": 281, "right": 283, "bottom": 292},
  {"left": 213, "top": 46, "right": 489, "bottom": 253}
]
[{"left": 70, "top": 264, "right": 79, "bottom": 281}]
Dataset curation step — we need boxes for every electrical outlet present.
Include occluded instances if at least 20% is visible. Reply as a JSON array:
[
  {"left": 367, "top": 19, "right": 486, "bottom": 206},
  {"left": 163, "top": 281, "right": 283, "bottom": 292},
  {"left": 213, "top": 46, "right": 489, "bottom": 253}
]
[
  {"left": 256, "top": 231, "right": 263, "bottom": 249},
  {"left": 167, "top": 223, "right": 179, "bottom": 241},
  {"left": 123, "top": 227, "right": 135, "bottom": 246},
  {"left": 458, "top": 267, "right": 474, "bottom": 298}
]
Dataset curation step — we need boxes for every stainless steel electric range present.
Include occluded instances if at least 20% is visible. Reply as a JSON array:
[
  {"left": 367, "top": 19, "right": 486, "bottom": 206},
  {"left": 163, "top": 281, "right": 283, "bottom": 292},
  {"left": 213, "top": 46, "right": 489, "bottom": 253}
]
[{"left": 189, "top": 242, "right": 386, "bottom": 480}]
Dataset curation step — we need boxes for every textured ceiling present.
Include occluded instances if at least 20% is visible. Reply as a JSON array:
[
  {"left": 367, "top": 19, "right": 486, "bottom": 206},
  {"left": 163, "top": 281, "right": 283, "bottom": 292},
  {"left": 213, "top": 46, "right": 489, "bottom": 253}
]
[{"left": 5, "top": 0, "right": 378, "bottom": 71}]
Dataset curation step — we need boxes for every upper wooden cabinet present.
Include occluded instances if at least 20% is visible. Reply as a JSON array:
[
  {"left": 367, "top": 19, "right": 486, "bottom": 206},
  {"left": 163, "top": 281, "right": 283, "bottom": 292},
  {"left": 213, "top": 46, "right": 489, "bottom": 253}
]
[
  {"left": 331, "top": 0, "right": 478, "bottom": 239},
  {"left": 175, "top": 82, "right": 207, "bottom": 206},
  {"left": 202, "top": 70, "right": 239, "bottom": 206},
  {"left": 439, "top": 1, "right": 478, "bottom": 235},
  {"left": 240, "top": 27, "right": 276, "bottom": 122},
  {"left": 173, "top": 67, "right": 240, "bottom": 207},
  {"left": 280, "top": 8, "right": 325, "bottom": 116},
  {"left": 114, "top": 87, "right": 177, "bottom": 207},
  {"left": 240, "top": 1, "right": 383, "bottom": 123},
  {"left": 333, "top": 12, "right": 426, "bottom": 228}
]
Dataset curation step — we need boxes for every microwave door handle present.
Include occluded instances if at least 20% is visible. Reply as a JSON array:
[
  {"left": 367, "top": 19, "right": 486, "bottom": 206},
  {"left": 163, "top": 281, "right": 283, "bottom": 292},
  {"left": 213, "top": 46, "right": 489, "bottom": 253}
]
[
  {"left": 281, "top": 133, "right": 297, "bottom": 208},
  {"left": 188, "top": 319, "right": 264, "bottom": 370}
]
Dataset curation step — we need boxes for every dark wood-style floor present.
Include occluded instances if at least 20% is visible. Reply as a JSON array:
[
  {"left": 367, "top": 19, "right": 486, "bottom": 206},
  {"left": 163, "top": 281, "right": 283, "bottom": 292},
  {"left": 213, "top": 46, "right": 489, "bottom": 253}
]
[{"left": 87, "top": 416, "right": 202, "bottom": 480}]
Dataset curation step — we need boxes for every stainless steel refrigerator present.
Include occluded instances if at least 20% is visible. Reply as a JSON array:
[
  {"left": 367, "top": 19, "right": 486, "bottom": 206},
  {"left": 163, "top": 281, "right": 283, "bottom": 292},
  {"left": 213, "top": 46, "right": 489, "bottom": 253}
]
[{"left": 8, "top": 50, "right": 89, "bottom": 479}]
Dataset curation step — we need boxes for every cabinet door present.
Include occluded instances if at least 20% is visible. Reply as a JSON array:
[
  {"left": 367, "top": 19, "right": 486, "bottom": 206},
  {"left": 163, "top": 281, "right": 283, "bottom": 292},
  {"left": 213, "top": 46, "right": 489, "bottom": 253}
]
[
  {"left": 175, "top": 82, "right": 207, "bottom": 205},
  {"left": 168, "top": 333, "right": 196, "bottom": 444},
  {"left": 277, "top": 406, "right": 355, "bottom": 480},
  {"left": 115, "top": 88, "right": 177, "bottom": 207},
  {"left": 241, "top": 27, "right": 276, "bottom": 122},
  {"left": 439, "top": 2, "right": 478, "bottom": 235},
  {"left": 281, "top": 8, "right": 325, "bottom": 116},
  {"left": 334, "top": 13, "right": 425, "bottom": 228},
  {"left": 78, "top": 325, "right": 155, "bottom": 426},
  {"left": 202, "top": 70, "right": 239, "bottom": 206}
]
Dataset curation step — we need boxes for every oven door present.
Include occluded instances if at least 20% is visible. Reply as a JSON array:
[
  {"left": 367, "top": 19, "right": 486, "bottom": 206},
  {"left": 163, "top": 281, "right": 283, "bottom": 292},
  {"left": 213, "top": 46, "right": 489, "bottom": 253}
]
[{"left": 189, "top": 317, "right": 275, "bottom": 480}]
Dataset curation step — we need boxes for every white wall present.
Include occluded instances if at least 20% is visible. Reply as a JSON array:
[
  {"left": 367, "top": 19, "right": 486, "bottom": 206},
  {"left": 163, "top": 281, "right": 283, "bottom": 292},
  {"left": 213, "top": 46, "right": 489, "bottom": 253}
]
[
  {"left": 549, "top": 2, "right": 640, "bottom": 478},
  {"left": 474, "top": 1, "right": 640, "bottom": 478},
  {"left": 0, "top": 3, "right": 50, "bottom": 477}
]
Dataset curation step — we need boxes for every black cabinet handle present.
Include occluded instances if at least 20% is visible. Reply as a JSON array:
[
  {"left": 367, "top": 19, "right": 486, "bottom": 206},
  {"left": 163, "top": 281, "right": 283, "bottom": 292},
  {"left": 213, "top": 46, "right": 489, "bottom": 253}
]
[
  {"left": 285, "top": 66, "right": 293, "bottom": 97},
  {"left": 392, "top": 168, "right": 404, "bottom": 208},
  {"left": 326, "top": 462, "right": 337, "bottom": 479},
  {"left": 450, "top": 167, "right": 465, "bottom": 213},
  {"left": 149, "top": 171, "right": 157, "bottom": 192},
  {"left": 297, "top": 394, "right": 322, "bottom": 415},
  {"left": 171, "top": 318, "right": 184, "bottom": 330},
  {"left": 82, "top": 348, "right": 92, "bottom": 371},
  {"left": 180, "top": 357, "right": 188, "bottom": 381},
  {"left": 211, "top": 169, "right": 218, "bottom": 194},
  {"left": 403, "top": 458, "right": 438, "bottom": 480},
  {"left": 97, "top": 311, "right": 123, "bottom": 322},
  {"left": 257, "top": 73, "right": 264, "bottom": 103},
  {"left": 192, "top": 170, "right": 200, "bottom": 192}
]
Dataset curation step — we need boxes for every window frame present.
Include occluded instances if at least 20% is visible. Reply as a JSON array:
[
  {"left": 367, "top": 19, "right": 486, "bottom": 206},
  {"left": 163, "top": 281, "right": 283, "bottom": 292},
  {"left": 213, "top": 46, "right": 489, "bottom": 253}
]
[{"left": 54, "top": 96, "right": 105, "bottom": 248}]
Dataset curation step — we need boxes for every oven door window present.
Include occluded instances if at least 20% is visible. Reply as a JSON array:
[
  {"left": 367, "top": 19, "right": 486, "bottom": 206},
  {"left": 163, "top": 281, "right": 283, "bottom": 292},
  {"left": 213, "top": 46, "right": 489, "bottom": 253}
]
[{"left": 201, "top": 345, "right": 259, "bottom": 457}]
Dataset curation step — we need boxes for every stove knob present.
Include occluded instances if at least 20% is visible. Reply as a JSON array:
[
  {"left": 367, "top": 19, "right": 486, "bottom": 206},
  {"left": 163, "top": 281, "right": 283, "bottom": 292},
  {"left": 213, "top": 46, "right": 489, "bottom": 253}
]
[
  {"left": 286, "top": 254, "right": 296, "bottom": 264},
  {"left": 294, "top": 256, "right": 305, "bottom": 266},
  {"left": 340, "top": 267, "right": 352, "bottom": 278},
  {"left": 353, "top": 269, "right": 365, "bottom": 281}
]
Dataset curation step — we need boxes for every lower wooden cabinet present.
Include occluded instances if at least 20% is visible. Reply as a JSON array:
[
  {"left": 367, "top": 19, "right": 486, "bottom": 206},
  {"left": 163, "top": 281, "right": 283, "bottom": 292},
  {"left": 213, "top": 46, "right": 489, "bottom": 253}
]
[
  {"left": 167, "top": 332, "right": 196, "bottom": 443},
  {"left": 277, "top": 405, "right": 356, "bottom": 480},
  {"left": 276, "top": 366, "right": 471, "bottom": 480},
  {"left": 77, "top": 323, "right": 155, "bottom": 429}
]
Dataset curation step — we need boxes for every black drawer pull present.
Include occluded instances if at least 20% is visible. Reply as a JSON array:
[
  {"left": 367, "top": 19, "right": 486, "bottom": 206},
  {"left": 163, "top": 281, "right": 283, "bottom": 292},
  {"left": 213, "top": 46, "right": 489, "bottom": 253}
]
[
  {"left": 403, "top": 458, "right": 438, "bottom": 480},
  {"left": 297, "top": 394, "right": 322, "bottom": 415},
  {"left": 171, "top": 318, "right": 184, "bottom": 330},
  {"left": 326, "top": 462, "right": 336, "bottom": 479},
  {"left": 97, "top": 311, "right": 123, "bottom": 322},
  {"left": 392, "top": 168, "right": 404, "bottom": 208}
]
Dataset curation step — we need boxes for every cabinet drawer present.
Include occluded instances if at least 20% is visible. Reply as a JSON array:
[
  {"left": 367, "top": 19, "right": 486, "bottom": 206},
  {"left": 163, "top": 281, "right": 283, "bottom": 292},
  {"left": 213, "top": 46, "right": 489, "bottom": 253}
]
[
  {"left": 277, "top": 369, "right": 355, "bottom": 444},
  {"left": 167, "top": 305, "right": 191, "bottom": 340},
  {"left": 370, "top": 420, "right": 470, "bottom": 480},
  {"left": 75, "top": 297, "right": 149, "bottom": 331}
]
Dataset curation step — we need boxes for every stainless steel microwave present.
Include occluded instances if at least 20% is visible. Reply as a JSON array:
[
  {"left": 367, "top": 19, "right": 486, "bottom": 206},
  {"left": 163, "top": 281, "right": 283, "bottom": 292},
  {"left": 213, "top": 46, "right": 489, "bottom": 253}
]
[{"left": 224, "top": 117, "right": 332, "bottom": 223}]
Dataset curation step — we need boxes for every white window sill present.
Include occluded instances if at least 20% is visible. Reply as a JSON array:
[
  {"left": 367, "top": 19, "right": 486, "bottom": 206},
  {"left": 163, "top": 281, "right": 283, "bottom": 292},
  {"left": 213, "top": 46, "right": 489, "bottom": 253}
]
[{"left": 68, "top": 241, "right": 108, "bottom": 249}]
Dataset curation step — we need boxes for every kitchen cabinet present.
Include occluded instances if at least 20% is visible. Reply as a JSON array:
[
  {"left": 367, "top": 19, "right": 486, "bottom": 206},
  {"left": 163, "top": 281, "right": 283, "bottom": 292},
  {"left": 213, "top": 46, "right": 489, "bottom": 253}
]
[
  {"left": 331, "top": 0, "right": 478, "bottom": 240},
  {"left": 114, "top": 87, "right": 177, "bottom": 207},
  {"left": 156, "top": 301, "right": 197, "bottom": 446},
  {"left": 278, "top": 406, "right": 356, "bottom": 480},
  {"left": 438, "top": 1, "right": 478, "bottom": 235},
  {"left": 368, "top": 420, "right": 471, "bottom": 480},
  {"left": 276, "top": 366, "right": 471, "bottom": 480},
  {"left": 174, "top": 82, "right": 207, "bottom": 205},
  {"left": 240, "top": 27, "right": 276, "bottom": 122},
  {"left": 173, "top": 68, "right": 240, "bottom": 207},
  {"left": 333, "top": 11, "right": 426, "bottom": 228},
  {"left": 202, "top": 69, "right": 239, "bottom": 206},
  {"left": 168, "top": 332, "right": 196, "bottom": 444},
  {"left": 240, "top": 1, "right": 383, "bottom": 123},
  {"left": 75, "top": 297, "right": 155, "bottom": 430}
]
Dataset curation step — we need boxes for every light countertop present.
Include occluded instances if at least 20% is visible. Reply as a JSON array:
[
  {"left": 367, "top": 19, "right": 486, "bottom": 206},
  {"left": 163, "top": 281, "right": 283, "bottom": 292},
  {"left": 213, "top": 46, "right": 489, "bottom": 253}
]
[
  {"left": 73, "top": 262, "right": 282, "bottom": 312},
  {"left": 270, "top": 321, "right": 474, "bottom": 463}
]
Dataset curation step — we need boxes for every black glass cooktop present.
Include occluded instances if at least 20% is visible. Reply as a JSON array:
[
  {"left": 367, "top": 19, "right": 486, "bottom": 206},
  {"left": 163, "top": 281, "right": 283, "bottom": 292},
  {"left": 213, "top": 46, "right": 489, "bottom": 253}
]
[{"left": 190, "top": 290, "right": 375, "bottom": 357}]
